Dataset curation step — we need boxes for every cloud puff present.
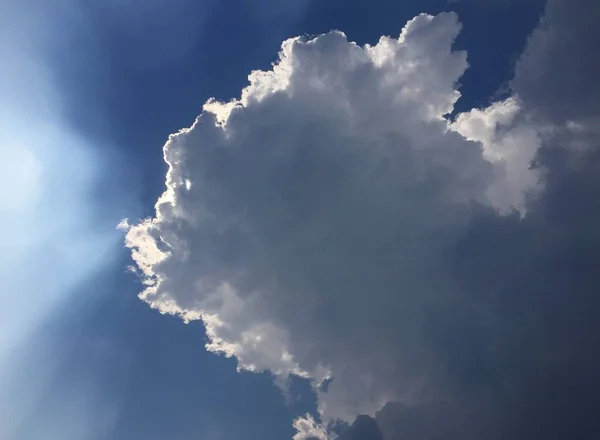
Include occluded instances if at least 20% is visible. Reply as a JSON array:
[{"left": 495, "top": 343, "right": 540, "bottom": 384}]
[
  {"left": 123, "top": 10, "right": 548, "bottom": 431},
  {"left": 451, "top": 97, "right": 541, "bottom": 212}
]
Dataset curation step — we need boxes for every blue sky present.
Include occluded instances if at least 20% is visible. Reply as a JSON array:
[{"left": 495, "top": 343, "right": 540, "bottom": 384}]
[{"left": 3, "top": 0, "right": 600, "bottom": 439}]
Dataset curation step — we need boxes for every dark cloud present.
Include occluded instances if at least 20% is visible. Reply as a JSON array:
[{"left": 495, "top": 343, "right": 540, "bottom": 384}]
[
  {"left": 335, "top": 0, "right": 600, "bottom": 438},
  {"left": 334, "top": 139, "right": 600, "bottom": 439},
  {"left": 337, "top": 415, "right": 383, "bottom": 440},
  {"left": 512, "top": 0, "right": 600, "bottom": 124}
]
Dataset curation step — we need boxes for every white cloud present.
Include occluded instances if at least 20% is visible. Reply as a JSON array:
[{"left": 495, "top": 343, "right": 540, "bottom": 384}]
[
  {"left": 123, "top": 11, "right": 540, "bottom": 432},
  {"left": 292, "top": 414, "right": 328, "bottom": 440},
  {"left": 451, "top": 97, "right": 541, "bottom": 213}
]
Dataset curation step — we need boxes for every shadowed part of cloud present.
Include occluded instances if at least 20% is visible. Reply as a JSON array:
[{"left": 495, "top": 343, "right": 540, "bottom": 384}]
[
  {"left": 512, "top": 0, "right": 600, "bottom": 125},
  {"left": 333, "top": 139, "right": 600, "bottom": 440},
  {"left": 333, "top": 0, "right": 600, "bottom": 438}
]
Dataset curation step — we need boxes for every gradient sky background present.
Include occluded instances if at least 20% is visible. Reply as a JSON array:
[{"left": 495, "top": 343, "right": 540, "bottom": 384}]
[{"left": 3, "top": 0, "right": 599, "bottom": 439}]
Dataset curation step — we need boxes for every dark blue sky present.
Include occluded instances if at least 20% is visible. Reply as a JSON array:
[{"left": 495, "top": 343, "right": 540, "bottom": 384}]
[{"left": 2, "top": 1, "right": 559, "bottom": 439}]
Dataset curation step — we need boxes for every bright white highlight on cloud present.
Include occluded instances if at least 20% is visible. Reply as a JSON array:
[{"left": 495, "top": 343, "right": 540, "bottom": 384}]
[
  {"left": 451, "top": 97, "right": 541, "bottom": 212},
  {"left": 123, "top": 12, "right": 540, "bottom": 432},
  {"left": 292, "top": 414, "right": 328, "bottom": 440}
]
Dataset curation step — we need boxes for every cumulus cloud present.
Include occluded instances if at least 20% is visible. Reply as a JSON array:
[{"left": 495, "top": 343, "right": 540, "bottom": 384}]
[
  {"left": 124, "top": 10, "right": 542, "bottom": 428},
  {"left": 124, "top": 2, "right": 600, "bottom": 438},
  {"left": 292, "top": 414, "right": 328, "bottom": 440},
  {"left": 451, "top": 97, "right": 541, "bottom": 212}
]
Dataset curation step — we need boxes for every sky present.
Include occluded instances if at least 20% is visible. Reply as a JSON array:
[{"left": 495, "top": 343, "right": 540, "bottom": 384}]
[{"left": 2, "top": 0, "right": 600, "bottom": 439}]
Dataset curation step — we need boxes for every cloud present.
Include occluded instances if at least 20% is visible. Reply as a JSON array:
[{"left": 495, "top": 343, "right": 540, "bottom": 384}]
[
  {"left": 326, "top": 0, "right": 600, "bottom": 438},
  {"left": 336, "top": 135, "right": 600, "bottom": 439},
  {"left": 292, "top": 414, "right": 328, "bottom": 440},
  {"left": 451, "top": 97, "right": 541, "bottom": 212},
  {"left": 512, "top": 0, "right": 600, "bottom": 126},
  {"left": 123, "top": 10, "right": 548, "bottom": 432}
]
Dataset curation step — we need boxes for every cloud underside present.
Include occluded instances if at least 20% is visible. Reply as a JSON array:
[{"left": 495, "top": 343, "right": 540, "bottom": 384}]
[{"left": 124, "top": 2, "right": 600, "bottom": 439}]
